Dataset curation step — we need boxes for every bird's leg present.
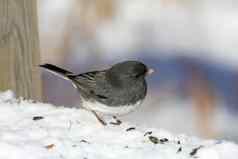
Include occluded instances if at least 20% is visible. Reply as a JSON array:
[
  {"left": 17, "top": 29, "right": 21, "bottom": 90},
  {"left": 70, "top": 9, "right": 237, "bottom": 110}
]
[{"left": 91, "top": 111, "right": 107, "bottom": 126}]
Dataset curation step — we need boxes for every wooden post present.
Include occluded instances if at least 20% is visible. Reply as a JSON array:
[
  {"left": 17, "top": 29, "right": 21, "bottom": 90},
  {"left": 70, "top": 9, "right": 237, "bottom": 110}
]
[{"left": 0, "top": 0, "right": 42, "bottom": 101}]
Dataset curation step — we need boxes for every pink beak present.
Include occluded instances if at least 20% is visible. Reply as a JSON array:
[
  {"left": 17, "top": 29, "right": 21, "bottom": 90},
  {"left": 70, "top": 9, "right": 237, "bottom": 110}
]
[{"left": 146, "top": 68, "right": 154, "bottom": 76}]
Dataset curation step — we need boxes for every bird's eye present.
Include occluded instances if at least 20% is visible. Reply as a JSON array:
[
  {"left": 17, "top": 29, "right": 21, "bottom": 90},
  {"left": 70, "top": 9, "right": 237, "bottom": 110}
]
[
  {"left": 134, "top": 72, "right": 144, "bottom": 78},
  {"left": 135, "top": 74, "right": 141, "bottom": 78},
  {"left": 132, "top": 65, "right": 147, "bottom": 78}
]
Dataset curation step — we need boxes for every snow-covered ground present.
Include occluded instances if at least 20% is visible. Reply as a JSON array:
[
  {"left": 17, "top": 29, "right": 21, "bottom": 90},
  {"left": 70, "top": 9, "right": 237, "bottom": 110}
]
[
  {"left": 0, "top": 90, "right": 238, "bottom": 159},
  {"left": 123, "top": 94, "right": 238, "bottom": 141}
]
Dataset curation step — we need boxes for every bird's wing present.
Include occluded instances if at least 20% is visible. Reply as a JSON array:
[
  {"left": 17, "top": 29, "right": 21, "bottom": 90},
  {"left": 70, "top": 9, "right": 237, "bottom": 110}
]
[{"left": 68, "top": 71, "right": 110, "bottom": 100}]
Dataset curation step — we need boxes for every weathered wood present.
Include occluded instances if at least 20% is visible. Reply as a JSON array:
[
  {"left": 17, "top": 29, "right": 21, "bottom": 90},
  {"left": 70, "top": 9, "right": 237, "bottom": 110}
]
[{"left": 0, "top": 0, "right": 42, "bottom": 100}]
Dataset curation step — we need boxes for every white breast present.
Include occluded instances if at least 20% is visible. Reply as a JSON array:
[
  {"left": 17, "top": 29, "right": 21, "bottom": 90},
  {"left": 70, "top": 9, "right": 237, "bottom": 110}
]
[{"left": 81, "top": 99, "right": 143, "bottom": 116}]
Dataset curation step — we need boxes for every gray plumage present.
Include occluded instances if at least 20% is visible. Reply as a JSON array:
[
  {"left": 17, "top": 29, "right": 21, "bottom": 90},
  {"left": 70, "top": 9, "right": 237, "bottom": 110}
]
[{"left": 40, "top": 61, "right": 149, "bottom": 108}]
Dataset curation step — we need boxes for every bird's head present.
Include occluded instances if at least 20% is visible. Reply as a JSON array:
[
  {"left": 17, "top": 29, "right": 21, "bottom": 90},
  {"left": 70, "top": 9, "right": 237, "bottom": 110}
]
[{"left": 106, "top": 61, "right": 154, "bottom": 87}]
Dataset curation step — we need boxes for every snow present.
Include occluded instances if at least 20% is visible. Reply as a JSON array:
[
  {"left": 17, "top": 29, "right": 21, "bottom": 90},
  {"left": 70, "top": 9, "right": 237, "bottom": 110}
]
[
  {"left": 123, "top": 96, "right": 238, "bottom": 141},
  {"left": 0, "top": 91, "right": 238, "bottom": 159}
]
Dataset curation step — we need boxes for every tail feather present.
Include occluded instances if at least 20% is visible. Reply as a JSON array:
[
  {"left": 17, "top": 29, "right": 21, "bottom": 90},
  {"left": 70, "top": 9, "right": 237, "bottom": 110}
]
[{"left": 39, "top": 64, "right": 75, "bottom": 83}]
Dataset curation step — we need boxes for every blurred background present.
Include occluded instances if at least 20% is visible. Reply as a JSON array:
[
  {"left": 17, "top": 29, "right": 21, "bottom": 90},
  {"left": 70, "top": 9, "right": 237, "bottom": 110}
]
[{"left": 38, "top": 0, "right": 238, "bottom": 141}]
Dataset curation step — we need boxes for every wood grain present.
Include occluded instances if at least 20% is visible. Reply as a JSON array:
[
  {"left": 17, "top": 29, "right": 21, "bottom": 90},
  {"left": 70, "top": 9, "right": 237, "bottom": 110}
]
[{"left": 0, "top": 0, "right": 42, "bottom": 100}]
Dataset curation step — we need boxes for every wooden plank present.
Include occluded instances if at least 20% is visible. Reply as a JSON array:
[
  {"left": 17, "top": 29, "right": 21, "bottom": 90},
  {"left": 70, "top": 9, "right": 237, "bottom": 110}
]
[{"left": 0, "top": 0, "right": 42, "bottom": 101}]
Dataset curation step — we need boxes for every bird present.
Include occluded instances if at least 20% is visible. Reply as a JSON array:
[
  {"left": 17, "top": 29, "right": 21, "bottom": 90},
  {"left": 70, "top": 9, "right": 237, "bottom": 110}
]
[{"left": 40, "top": 61, "right": 153, "bottom": 125}]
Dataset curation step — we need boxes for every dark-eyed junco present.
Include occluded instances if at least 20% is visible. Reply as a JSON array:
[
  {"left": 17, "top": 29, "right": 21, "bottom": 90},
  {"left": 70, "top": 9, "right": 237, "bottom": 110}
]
[{"left": 40, "top": 61, "right": 153, "bottom": 125}]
